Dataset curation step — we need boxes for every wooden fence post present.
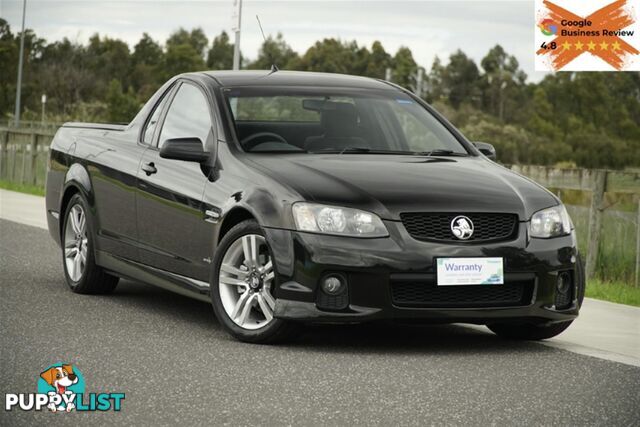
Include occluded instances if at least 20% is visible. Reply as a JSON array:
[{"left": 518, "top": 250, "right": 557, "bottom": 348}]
[
  {"left": 19, "top": 144, "right": 27, "bottom": 184},
  {"left": 0, "top": 131, "right": 7, "bottom": 179},
  {"left": 30, "top": 133, "right": 38, "bottom": 185},
  {"left": 586, "top": 170, "right": 607, "bottom": 280},
  {"left": 636, "top": 199, "right": 640, "bottom": 287},
  {"left": 10, "top": 143, "right": 16, "bottom": 180}
]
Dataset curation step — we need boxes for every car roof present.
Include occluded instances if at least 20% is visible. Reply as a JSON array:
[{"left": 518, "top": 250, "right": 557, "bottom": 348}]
[{"left": 198, "top": 70, "right": 397, "bottom": 90}]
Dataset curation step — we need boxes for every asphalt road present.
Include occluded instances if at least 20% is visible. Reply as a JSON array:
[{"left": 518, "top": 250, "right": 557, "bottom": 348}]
[{"left": 1, "top": 219, "right": 639, "bottom": 426}]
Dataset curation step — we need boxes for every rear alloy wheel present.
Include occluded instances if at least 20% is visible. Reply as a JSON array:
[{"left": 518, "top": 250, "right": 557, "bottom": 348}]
[
  {"left": 64, "top": 204, "right": 88, "bottom": 282},
  {"left": 211, "top": 220, "right": 299, "bottom": 343},
  {"left": 61, "top": 193, "right": 118, "bottom": 294}
]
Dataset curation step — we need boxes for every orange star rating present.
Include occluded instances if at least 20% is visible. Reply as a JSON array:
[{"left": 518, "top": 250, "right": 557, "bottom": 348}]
[
  {"left": 587, "top": 41, "right": 597, "bottom": 51},
  {"left": 611, "top": 41, "right": 621, "bottom": 51},
  {"left": 599, "top": 41, "right": 609, "bottom": 50},
  {"left": 575, "top": 41, "right": 584, "bottom": 50},
  {"left": 562, "top": 41, "right": 572, "bottom": 51}
]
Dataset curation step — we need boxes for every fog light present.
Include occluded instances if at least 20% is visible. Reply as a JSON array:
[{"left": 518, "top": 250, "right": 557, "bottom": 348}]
[
  {"left": 321, "top": 275, "right": 345, "bottom": 295},
  {"left": 557, "top": 272, "right": 571, "bottom": 294}
]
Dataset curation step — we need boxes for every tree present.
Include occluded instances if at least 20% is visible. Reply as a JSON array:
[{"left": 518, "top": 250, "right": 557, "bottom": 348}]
[
  {"left": 106, "top": 79, "right": 140, "bottom": 123},
  {"left": 0, "top": 19, "right": 19, "bottom": 117},
  {"left": 426, "top": 56, "right": 446, "bottom": 102},
  {"left": 364, "top": 41, "right": 391, "bottom": 79},
  {"left": 85, "top": 34, "right": 131, "bottom": 94},
  {"left": 391, "top": 47, "right": 417, "bottom": 89},
  {"left": 164, "top": 43, "right": 206, "bottom": 78},
  {"left": 207, "top": 31, "right": 234, "bottom": 70},
  {"left": 442, "top": 50, "right": 480, "bottom": 108},
  {"left": 480, "top": 45, "right": 526, "bottom": 120},
  {"left": 166, "top": 27, "right": 208, "bottom": 58},
  {"left": 249, "top": 33, "right": 299, "bottom": 70},
  {"left": 132, "top": 33, "right": 163, "bottom": 66},
  {"left": 297, "top": 38, "right": 369, "bottom": 75},
  {"left": 131, "top": 33, "right": 164, "bottom": 98},
  {"left": 0, "top": 26, "right": 636, "bottom": 170}
]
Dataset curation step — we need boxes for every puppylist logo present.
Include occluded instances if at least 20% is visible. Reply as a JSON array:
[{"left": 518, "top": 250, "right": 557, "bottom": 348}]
[{"left": 4, "top": 363, "right": 125, "bottom": 413}]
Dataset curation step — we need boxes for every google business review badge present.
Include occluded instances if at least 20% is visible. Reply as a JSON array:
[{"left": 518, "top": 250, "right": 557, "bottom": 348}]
[{"left": 535, "top": 0, "right": 640, "bottom": 71}]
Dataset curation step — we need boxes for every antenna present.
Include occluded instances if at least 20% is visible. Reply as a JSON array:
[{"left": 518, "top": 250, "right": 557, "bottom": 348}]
[{"left": 256, "top": 15, "right": 279, "bottom": 73}]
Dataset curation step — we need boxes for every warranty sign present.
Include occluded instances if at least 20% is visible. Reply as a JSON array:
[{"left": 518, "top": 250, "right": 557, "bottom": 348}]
[{"left": 535, "top": 0, "right": 640, "bottom": 71}]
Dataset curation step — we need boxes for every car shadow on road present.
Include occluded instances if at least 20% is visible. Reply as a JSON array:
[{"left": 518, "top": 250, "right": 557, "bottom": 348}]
[
  {"left": 290, "top": 322, "right": 551, "bottom": 356},
  {"left": 109, "top": 279, "right": 551, "bottom": 355}
]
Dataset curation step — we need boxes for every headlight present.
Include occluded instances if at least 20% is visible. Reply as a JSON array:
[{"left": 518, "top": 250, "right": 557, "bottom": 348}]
[
  {"left": 292, "top": 203, "right": 388, "bottom": 237},
  {"left": 529, "top": 205, "right": 572, "bottom": 238}
]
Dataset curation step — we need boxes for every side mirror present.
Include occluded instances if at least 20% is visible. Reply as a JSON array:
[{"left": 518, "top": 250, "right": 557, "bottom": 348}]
[
  {"left": 160, "top": 138, "right": 210, "bottom": 163},
  {"left": 473, "top": 141, "right": 497, "bottom": 161}
]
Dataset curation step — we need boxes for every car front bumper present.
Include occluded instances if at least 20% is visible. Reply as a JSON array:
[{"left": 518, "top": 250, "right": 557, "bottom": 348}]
[{"left": 265, "top": 220, "right": 582, "bottom": 325}]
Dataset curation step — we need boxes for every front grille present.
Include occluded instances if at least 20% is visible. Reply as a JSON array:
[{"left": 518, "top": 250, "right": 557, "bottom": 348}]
[
  {"left": 391, "top": 278, "right": 534, "bottom": 308},
  {"left": 400, "top": 212, "right": 518, "bottom": 243}
]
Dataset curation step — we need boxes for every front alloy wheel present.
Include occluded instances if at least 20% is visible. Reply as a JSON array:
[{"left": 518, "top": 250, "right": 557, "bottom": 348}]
[
  {"left": 218, "top": 234, "right": 276, "bottom": 329},
  {"left": 211, "top": 220, "right": 299, "bottom": 344}
]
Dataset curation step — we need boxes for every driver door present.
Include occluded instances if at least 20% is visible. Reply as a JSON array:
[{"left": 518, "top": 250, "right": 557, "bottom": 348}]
[{"left": 136, "top": 81, "right": 213, "bottom": 281}]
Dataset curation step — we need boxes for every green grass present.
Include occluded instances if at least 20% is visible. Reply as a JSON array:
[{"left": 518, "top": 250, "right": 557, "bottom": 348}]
[
  {"left": 567, "top": 205, "right": 637, "bottom": 284},
  {"left": 0, "top": 179, "right": 45, "bottom": 196},
  {"left": 587, "top": 280, "right": 640, "bottom": 307}
]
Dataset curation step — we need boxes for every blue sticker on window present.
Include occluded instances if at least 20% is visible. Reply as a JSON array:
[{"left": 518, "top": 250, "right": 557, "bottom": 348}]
[{"left": 396, "top": 99, "right": 413, "bottom": 104}]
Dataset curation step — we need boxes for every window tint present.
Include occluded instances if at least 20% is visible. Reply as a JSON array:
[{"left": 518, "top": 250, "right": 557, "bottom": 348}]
[
  {"left": 143, "top": 94, "right": 168, "bottom": 145},
  {"left": 226, "top": 89, "right": 466, "bottom": 154},
  {"left": 233, "top": 96, "right": 321, "bottom": 122},
  {"left": 388, "top": 102, "right": 453, "bottom": 152},
  {"left": 158, "top": 83, "right": 212, "bottom": 148}
]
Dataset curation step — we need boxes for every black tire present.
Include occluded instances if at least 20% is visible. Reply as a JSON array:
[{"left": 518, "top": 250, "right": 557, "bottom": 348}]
[
  {"left": 488, "top": 254, "right": 586, "bottom": 341},
  {"left": 61, "top": 193, "right": 119, "bottom": 294},
  {"left": 210, "top": 219, "right": 299, "bottom": 344}
]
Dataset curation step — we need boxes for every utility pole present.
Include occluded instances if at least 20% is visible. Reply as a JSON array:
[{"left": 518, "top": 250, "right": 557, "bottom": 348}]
[
  {"left": 408, "top": 68, "right": 424, "bottom": 97},
  {"left": 41, "top": 94, "right": 47, "bottom": 125},
  {"left": 499, "top": 80, "right": 507, "bottom": 121},
  {"left": 232, "top": 0, "right": 243, "bottom": 70},
  {"left": 385, "top": 67, "right": 392, "bottom": 82},
  {"left": 14, "top": 0, "right": 27, "bottom": 127},
  {"left": 415, "top": 68, "right": 424, "bottom": 98}
]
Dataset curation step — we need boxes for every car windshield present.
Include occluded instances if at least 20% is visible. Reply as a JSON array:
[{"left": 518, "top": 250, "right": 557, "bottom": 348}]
[{"left": 224, "top": 87, "right": 469, "bottom": 155}]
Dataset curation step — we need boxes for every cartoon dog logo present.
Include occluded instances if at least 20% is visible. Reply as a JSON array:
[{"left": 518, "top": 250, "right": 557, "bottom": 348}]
[{"left": 39, "top": 364, "right": 78, "bottom": 412}]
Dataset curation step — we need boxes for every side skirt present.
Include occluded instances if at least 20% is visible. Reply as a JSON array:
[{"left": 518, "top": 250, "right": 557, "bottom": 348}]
[{"left": 96, "top": 250, "right": 211, "bottom": 303}]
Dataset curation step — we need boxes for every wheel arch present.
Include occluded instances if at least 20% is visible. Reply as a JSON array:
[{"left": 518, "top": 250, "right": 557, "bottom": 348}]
[
  {"left": 59, "top": 163, "right": 95, "bottom": 240},
  {"left": 217, "top": 207, "right": 257, "bottom": 244}
]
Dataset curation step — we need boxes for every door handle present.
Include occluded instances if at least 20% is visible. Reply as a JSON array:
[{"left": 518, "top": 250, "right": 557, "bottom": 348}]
[{"left": 141, "top": 162, "right": 157, "bottom": 176}]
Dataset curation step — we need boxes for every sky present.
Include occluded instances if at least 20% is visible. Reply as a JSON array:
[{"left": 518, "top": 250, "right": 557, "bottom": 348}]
[{"left": 1, "top": 0, "right": 545, "bottom": 81}]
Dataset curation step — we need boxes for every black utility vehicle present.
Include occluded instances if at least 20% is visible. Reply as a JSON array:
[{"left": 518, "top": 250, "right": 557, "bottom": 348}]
[{"left": 46, "top": 71, "right": 583, "bottom": 343}]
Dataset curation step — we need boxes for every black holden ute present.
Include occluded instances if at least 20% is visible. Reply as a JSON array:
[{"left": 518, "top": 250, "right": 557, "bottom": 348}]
[{"left": 45, "top": 70, "right": 584, "bottom": 343}]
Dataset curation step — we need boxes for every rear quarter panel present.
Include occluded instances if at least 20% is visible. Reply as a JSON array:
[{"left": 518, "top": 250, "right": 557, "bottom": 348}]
[{"left": 46, "top": 126, "right": 146, "bottom": 260}]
